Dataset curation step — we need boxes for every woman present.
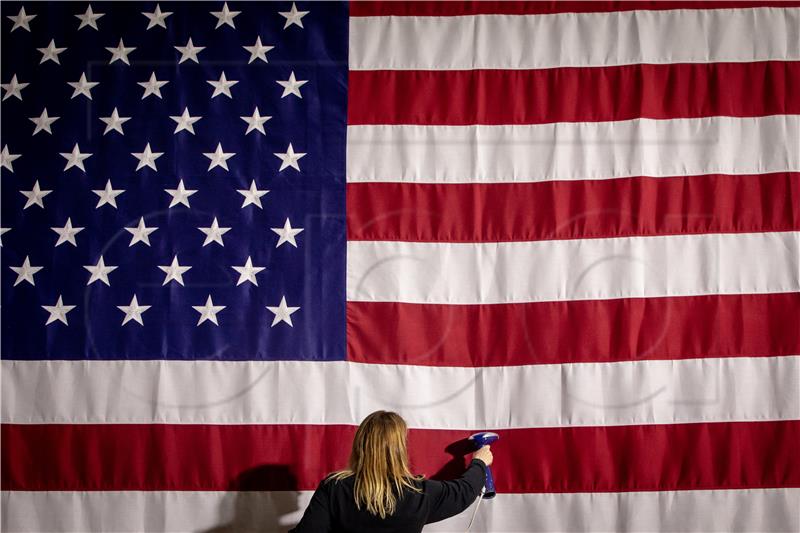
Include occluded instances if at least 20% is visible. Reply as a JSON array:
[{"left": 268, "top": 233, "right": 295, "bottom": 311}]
[{"left": 290, "top": 410, "right": 493, "bottom": 532}]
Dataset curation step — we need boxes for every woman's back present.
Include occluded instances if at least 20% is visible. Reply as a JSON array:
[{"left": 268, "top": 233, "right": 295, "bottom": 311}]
[{"left": 290, "top": 459, "right": 488, "bottom": 532}]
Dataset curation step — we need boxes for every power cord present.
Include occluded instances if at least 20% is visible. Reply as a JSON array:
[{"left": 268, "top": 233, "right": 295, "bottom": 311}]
[{"left": 465, "top": 487, "right": 486, "bottom": 532}]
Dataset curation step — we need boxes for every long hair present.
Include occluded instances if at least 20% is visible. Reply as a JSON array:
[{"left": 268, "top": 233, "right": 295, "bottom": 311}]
[{"left": 329, "top": 411, "right": 423, "bottom": 518}]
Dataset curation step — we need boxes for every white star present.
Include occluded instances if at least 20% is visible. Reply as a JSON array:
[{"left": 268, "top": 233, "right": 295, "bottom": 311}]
[
  {"left": 159, "top": 255, "right": 191, "bottom": 286},
  {"left": 20, "top": 180, "right": 51, "bottom": 209},
  {"left": 142, "top": 4, "right": 172, "bottom": 30},
  {"left": 237, "top": 180, "right": 269, "bottom": 209},
  {"left": 203, "top": 142, "right": 235, "bottom": 171},
  {"left": 243, "top": 37, "right": 273, "bottom": 64},
  {"left": 266, "top": 296, "right": 300, "bottom": 327},
  {"left": 51, "top": 217, "right": 85, "bottom": 247},
  {"left": 92, "top": 179, "right": 125, "bottom": 209},
  {"left": 125, "top": 217, "right": 158, "bottom": 247},
  {"left": 7, "top": 6, "right": 36, "bottom": 32},
  {"left": 175, "top": 37, "right": 205, "bottom": 64},
  {"left": 207, "top": 71, "right": 238, "bottom": 99},
  {"left": 84, "top": 256, "right": 118, "bottom": 286},
  {"left": 42, "top": 296, "right": 76, "bottom": 326},
  {"left": 106, "top": 38, "right": 136, "bottom": 65},
  {"left": 131, "top": 143, "right": 164, "bottom": 171},
  {"left": 37, "top": 39, "right": 66, "bottom": 64},
  {"left": 99, "top": 107, "right": 131, "bottom": 135},
  {"left": 1, "top": 145, "right": 20, "bottom": 172},
  {"left": 138, "top": 72, "right": 168, "bottom": 99},
  {"left": 274, "top": 143, "right": 306, "bottom": 172},
  {"left": 240, "top": 106, "right": 271, "bottom": 135},
  {"left": 165, "top": 179, "right": 197, "bottom": 208},
  {"left": 279, "top": 3, "right": 308, "bottom": 29},
  {"left": 271, "top": 217, "right": 304, "bottom": 248},
  {"left": 276, "top": 71, "right": 308, "bottom": 98},
  {"left": 10, "top": 256, "right": 42, "bottom": 286},
  {"left": 60, "top": 143, "right": 92, "bottom": 172},
  {"left": 67, "top": 72, "right": 99, "bottom": 99},
  {"left": 2, "top": 74, "right": 29, "bottom": 101},
  {"left": 170, "top": 107, "right": 202, "bottom": 134},
  {"left": 232, "top": 256, "right": 265, "bottom": 286},
  {"left": 29, "top": 108, "right": 59, "bottom": 135},
  {"left": 198, "top": 217, "right": 231, "bottom": 247},
  {"left": 75, "top": 4, "right": 104, "bottom": 30},
  {"left": 117, "top": 295, "right": 151, "bottom": 326},
  {"left": 193, "top": 295, "right": 226, "bottom": 326},
  {"left": 0, "top": 227, "right": 10, "bottom": 247},
  {"left": 210, "top": 2, "right": 240, "bottom": 29}
]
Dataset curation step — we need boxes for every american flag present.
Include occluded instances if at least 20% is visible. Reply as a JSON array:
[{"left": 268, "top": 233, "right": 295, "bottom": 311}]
[{"left": 2, "top": 1, "right": 799, "bottom": 532}]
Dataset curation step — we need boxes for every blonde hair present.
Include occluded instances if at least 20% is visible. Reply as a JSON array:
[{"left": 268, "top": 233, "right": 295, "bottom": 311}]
[{"left": 329, "top": 411, "right": 423, "bottom": 518}]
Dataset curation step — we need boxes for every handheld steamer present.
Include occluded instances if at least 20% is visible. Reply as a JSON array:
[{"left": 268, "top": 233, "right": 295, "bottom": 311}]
[{"left": 465, "top": 432, "right": 499, "bottom": 531}]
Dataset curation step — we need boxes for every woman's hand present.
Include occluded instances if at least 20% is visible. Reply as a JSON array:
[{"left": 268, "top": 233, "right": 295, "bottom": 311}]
[{"left": 473, "top": 445, "right": 493, "bottom": 467}]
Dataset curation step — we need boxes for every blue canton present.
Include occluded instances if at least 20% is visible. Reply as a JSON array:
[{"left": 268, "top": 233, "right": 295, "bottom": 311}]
[{"left": 1, "top": 2, "right": 348, "bottom": 360}]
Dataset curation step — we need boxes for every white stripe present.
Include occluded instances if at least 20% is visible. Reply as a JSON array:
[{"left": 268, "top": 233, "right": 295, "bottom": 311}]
[
  {"left": 430, "top": 489, "right": 800, "bottom": 533},
  {"left": 346, "top": 116, "right": 800, "bottom": 184},
  {"left": 350, "top": 8, "right": 800, "bottom": 70},
  {"left": 4, "top": 489, "right": 799, "bottom": 532},
  {"left": 3, "top": 356, "right": 798, "bottom": 429},
  {"left": 347, "top": 232, "right": 800, "bottom": 305},
  {"left": 0, "top": 490, "right": 313, "bottom": 533}
]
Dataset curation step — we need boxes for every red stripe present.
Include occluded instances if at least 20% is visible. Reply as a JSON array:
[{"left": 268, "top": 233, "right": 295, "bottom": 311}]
[
  {"left": 3, "top": 421, "right": 798, "bottom": 492},
  {"left": 348, "top": 63, "right": 800, "bottom": 125},
  {"left": 347, "top": 293, "right": 800, "bottom": 367},
  {"left": 347, "top": 173, "right": 800, "bottom": 243},
  {"left": 351, "top": 1, "right": 800, "bottom": 16}
]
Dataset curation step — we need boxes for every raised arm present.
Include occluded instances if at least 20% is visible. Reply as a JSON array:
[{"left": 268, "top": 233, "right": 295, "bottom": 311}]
[{"left": 424, "top": 457, "right": 489, "bottom": 524}]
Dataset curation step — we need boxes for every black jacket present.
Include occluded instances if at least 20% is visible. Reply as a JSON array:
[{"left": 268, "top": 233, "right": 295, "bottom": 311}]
[{"left": 289, "top": 459, "right": 487, "bottom": 532}]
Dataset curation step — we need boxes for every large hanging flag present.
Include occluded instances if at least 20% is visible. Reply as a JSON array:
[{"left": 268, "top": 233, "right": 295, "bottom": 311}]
[{"left": 2, "top": 2, "right": 799, "bottom": 531}]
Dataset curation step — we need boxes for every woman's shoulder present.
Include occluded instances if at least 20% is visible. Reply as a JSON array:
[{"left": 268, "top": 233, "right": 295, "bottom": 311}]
[
  {"left": 322, "top": 471, "right": 354, "bottom": 486},
  {"left": 319, "top": 471, "right": 428, "bottom": 494},
  {"left": 408, "top": 474, "right": 426, "bottom": 487}
]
